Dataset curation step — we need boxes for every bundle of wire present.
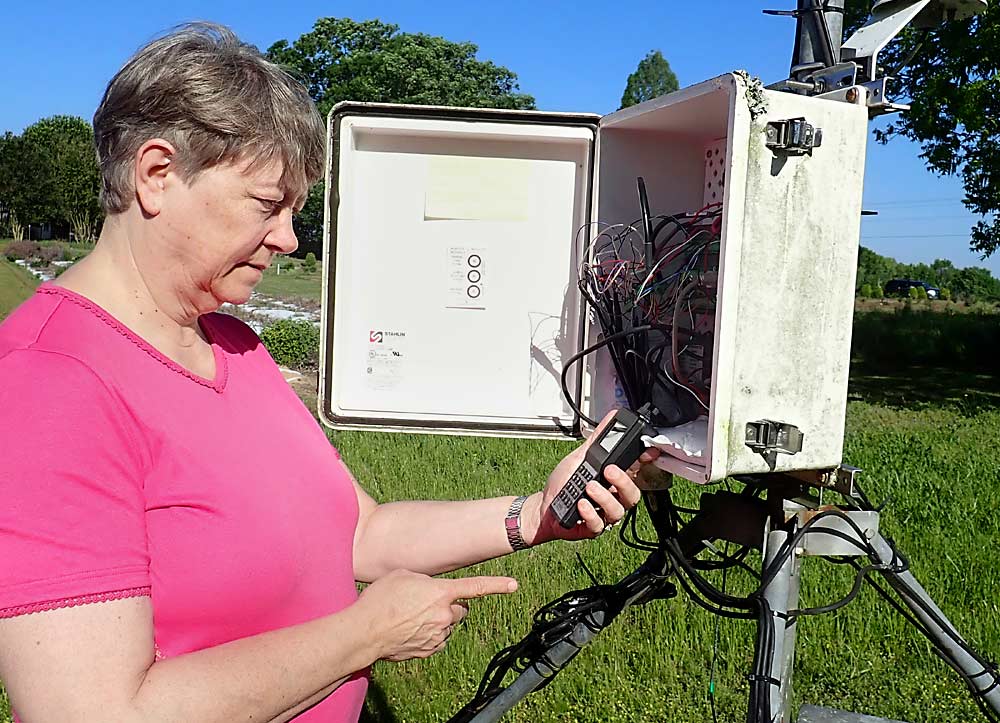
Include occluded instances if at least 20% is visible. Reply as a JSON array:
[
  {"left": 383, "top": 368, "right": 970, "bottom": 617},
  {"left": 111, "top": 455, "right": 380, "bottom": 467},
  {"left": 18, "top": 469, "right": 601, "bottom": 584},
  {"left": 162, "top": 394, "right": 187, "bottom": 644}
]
[
  {"left": 620, "top": 483, "right": 1000, "bottom": 723},
  {"left": 563, "top": 177, "right": 722, "bottom": 429},
  {"left": 451, "top": 477, "right": 1000, "bottom": 723}
]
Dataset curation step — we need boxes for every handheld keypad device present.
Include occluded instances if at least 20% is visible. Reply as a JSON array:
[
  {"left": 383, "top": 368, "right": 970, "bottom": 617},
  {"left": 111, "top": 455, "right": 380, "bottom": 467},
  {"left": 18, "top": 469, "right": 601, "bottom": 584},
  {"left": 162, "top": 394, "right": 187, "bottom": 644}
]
[{"left": 551, "top": 405, "right": 655, "bottom": 529}]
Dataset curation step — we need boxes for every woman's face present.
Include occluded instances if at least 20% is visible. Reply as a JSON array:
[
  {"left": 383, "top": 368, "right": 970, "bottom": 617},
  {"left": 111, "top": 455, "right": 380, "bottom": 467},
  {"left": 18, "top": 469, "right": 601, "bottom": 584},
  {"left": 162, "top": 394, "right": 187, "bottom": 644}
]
[{"left": 157, "top": 156, "right": 304, "bottom": 310}]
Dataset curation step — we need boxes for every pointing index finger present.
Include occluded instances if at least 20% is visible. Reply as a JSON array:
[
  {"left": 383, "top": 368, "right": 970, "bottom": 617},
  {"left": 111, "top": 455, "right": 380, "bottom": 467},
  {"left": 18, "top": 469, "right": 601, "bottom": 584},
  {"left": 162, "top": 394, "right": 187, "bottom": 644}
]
[{"left": 446, "top": 576, "right": 519, "bottom": 600}]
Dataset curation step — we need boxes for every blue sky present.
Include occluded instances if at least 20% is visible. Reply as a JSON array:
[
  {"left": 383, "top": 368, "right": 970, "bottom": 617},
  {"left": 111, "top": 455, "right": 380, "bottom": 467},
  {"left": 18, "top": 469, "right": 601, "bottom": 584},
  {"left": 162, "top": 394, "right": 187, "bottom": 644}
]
[{"left": 2, "top": 0, "right": 995, "bottom": 276}]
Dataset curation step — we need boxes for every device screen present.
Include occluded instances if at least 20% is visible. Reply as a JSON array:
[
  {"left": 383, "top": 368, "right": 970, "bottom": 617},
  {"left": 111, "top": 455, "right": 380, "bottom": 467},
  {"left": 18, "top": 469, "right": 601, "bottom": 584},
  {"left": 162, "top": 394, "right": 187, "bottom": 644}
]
[{"left": 598, "top": 421, "right": 627, "bottom": 453}]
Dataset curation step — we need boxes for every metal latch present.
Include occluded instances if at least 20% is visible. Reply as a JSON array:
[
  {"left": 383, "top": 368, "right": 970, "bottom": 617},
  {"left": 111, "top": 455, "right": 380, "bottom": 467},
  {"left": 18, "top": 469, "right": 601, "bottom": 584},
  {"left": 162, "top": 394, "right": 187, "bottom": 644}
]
[
  {"left": 745, "top": 420, "right": 803, "bottom": 455},
  {"left": 765, "top": 118, "right": 823, "bottom": 155}
]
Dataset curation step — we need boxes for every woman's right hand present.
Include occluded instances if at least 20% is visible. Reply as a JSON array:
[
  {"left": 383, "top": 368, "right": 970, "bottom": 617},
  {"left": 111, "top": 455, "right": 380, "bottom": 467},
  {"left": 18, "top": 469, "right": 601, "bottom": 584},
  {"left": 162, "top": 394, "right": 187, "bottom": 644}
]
[{"left": 357, "top": 569, "right": 518, "bottom": 662}]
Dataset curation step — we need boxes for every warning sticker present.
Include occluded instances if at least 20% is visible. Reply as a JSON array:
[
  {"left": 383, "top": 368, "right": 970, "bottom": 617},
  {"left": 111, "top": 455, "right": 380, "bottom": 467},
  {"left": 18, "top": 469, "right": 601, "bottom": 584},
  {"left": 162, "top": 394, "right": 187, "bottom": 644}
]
[{"left": 447, "top": 247, "right": 486, "bottom": 310}]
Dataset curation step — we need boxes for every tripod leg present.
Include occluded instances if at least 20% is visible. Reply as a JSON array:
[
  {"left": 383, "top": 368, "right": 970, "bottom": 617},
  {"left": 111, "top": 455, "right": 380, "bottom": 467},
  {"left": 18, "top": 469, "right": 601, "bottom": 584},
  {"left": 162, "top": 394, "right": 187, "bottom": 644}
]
[
  {"left": 869, "top": 533, "right": 1000, "bottom": 714},
  {"left": 456, "top": 612, "right": 608, "bottom": 723}
]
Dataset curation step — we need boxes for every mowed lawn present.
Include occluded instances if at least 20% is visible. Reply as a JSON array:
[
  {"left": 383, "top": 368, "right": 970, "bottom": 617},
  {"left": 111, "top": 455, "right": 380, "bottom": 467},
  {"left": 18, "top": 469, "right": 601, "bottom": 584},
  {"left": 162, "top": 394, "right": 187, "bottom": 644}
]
[
  {"left": 1, "top": 272, "right": 999, "bottom": 722},
  {"left": 0, "top": 260, "right": 38, "bottom": 322}
]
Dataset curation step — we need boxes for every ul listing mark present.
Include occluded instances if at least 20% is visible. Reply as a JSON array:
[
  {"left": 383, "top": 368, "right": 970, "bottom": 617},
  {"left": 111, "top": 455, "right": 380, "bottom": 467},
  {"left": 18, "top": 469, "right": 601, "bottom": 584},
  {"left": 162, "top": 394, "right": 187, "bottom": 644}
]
[{"left": 447, "top": 246, "right": 486, "bottom": 310}]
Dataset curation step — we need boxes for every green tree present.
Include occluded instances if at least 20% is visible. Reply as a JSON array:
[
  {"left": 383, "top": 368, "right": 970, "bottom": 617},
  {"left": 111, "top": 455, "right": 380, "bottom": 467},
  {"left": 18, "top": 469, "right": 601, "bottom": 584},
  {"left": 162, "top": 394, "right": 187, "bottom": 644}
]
[
  {"left": 619, "top": 50, "right": 680, "bottom": 109},
  {"left": 930, "top": 258, "right": 957, "bottom": 289},
  {"left": 0, "top": 132, "right": 25, "bottom": 238},
  {"left": 0, "top": 116, "right": 101, "bottom": 241},
  {"left": 267, "top": 18, "right": 536, "bottom": 253},
  {"left": 0, "top": 130, "right": 45, "bottom": 237},
  {"left": 844, "top": 2, "right": 1000, "bottom": 257},
  {"left": 950, "top": 266, "right": 1000, "bottom": 301},
  {"left": 856, "top": 245, "right": 900, "bottom": 291},
  {"left": 22, "top": 116, "right": 101, "bottom": 242},
  {"left": 267, "top": 18, "right": 535, "bottom": 117}
]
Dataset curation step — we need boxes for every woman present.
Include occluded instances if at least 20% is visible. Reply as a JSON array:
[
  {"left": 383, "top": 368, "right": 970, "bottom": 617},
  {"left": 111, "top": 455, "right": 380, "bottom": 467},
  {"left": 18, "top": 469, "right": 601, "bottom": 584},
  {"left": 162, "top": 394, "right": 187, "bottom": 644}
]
[{"left": 0, "top": 23, "right": 657, "bottom": 722}]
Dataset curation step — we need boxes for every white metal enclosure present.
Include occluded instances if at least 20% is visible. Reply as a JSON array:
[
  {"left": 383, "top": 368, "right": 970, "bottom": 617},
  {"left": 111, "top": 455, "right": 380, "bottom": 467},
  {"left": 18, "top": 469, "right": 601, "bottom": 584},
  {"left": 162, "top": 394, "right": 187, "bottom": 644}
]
[{"left": 319, "top": 73, "right": 869, "bottom": 484}]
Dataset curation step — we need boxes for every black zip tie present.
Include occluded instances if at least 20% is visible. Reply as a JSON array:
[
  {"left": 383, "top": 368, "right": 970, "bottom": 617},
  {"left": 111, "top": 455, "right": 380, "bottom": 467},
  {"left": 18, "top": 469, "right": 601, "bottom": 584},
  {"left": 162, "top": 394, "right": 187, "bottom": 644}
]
[{"left": 746, "top": 673, "right": 782, "bottom": 687}]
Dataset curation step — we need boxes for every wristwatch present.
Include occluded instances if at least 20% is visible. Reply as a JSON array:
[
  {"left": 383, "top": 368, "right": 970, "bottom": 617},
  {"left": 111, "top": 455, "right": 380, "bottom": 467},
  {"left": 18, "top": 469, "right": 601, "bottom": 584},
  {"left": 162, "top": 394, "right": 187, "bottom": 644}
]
[{"left": 505, "top": 495, "right": 530, "bottom": 551}]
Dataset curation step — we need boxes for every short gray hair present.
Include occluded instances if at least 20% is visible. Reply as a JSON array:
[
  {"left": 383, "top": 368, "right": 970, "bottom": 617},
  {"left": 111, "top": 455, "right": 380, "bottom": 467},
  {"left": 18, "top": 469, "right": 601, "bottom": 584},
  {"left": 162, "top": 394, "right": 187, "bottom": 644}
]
[{"left": 93, "top": 22, "right": 325, "bottom": 214}]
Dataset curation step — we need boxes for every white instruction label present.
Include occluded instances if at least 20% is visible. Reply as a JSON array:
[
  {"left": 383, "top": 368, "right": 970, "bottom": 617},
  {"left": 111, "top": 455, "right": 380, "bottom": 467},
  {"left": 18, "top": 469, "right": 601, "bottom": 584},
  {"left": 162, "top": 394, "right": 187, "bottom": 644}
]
[{"left": 447, "top": 247, "right": 486, "bottom": 310}]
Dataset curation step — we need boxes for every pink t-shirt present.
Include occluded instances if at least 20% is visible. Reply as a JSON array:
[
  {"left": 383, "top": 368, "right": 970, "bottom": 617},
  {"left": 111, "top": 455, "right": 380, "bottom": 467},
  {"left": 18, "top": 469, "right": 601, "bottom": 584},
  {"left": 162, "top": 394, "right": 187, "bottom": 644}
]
[{"left": 0, "top": 284, "right": 367, "bottom": 721}]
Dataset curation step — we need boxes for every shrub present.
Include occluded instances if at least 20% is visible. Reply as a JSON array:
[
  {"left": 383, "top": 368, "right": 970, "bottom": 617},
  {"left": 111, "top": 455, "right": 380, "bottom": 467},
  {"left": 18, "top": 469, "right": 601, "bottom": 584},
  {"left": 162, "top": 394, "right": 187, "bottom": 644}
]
[
  {"left": 915, "top": 285, "right": 928, "bottom": 300},
  {"left": 872, "top": 285, "right": 884, "bottom": 299},
  {"left": 4, "top": 240, "right": 40, "bottom": 261},
  {"left": 260, "top": 319, "right": 320, "bottom": 368},
  {"left": 853, "top": 307, "right": 1000, "bottom": 370},
  {"left": 302, "top": 252, "right": 318, "bottom": 273},
  {"left": 941, "top": 288, "right": 952, "bottom": 301},
  {"left": 908, "top": 286, "right": 920, "bottom": 300},
  {"left": 37, "top": 244, "right": 65, "bottom": 265},
  {"left": 860, "top": 284, "right": 873, "bottom": 298}
]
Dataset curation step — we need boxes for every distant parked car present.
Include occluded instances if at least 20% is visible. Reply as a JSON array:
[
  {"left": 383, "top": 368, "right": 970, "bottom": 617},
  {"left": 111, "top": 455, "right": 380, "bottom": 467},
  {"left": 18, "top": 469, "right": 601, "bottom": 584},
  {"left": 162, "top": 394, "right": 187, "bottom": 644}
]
[{"left": 884, "top": 279, "right": 940, "bottom": 299}]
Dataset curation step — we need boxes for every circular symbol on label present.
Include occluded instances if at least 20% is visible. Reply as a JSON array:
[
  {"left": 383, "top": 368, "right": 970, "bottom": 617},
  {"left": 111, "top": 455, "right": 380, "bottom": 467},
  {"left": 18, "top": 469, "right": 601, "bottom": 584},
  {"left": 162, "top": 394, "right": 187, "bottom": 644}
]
[
  {"left": 467, "top": 254, "right": 482, "bottom": 268},
  {"left": 467, "top": 269, "right": 481, "bottom": 283},
  {"left": 467, "top": 285, "right": 481, "bottom": 299}
]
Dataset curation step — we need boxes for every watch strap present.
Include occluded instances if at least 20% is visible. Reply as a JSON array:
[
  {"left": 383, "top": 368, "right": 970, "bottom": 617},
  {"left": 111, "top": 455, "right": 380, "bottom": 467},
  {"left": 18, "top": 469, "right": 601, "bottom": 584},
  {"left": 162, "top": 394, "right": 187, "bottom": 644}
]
[{"left": 505, "top": 495, "right": 530, "bottom": 551}]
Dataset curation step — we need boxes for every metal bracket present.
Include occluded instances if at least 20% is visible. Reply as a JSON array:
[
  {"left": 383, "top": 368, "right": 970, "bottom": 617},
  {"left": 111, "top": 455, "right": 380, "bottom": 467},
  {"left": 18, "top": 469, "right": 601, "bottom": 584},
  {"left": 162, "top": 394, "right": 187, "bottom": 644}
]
[
  {"left": 765, "top": 118, "right": 823, "bottom": 155},
  {"left": 842, "top": 0, "right": 933, "bottom": 83},
  {"left": 783, "top": 464, "right": 861, "bottom": 497},
  {"left": 745, "top": 420, "right": 804, "bottom": 455},
  {"left": 817, "top": 78, "right": 911, "bottom": 117},
  {"left": 807, "top": 61, "right": 859, "bottom": 94},
  {"left": 766, "top": 61, "right": 856, "bottom": 97},
  {"left": 783, "top": 502, "right": 880, "bottom": 557}
]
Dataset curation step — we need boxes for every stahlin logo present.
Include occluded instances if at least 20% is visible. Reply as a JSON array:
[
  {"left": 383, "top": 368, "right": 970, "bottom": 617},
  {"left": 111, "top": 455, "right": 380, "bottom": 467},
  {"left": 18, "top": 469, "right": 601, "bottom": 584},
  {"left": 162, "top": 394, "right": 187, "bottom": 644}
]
[{"left": 370, "top": 330, "right": 406, "bottom": 343}]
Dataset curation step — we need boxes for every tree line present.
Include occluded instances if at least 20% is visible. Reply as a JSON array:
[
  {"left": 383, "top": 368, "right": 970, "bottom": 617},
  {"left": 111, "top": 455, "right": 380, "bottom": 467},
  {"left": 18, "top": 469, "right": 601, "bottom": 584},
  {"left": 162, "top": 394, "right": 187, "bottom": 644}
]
[
  {"left": 856, "top": 245, "right": 1000, "bottom": 302},
  {"left": 8, "top": 7, "right": 995, "bottom": 265}
]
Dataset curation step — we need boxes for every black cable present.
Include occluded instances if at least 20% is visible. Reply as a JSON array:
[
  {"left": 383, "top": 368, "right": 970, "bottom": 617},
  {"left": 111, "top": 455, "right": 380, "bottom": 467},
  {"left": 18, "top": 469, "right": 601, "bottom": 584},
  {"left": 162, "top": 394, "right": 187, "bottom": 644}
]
[
  {"left": 855, "top": 559, "right": 1000, "bottom": 722},
  {"left": 560, "top": 323, "right": 667, "bottom": 427},
  {"left": 709, "top": 544, "right": 729, "bottom": 723},
  {"left": 637, "top": 177, "right": 654, "bottom": 276},
  {"left": 849, "top": 487, "right": 1000, "bottom": 692}
]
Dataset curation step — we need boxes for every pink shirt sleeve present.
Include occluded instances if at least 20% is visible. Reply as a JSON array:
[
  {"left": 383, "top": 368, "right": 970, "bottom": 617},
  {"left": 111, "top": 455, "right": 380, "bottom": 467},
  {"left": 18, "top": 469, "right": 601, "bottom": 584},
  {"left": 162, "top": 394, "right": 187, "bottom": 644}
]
[{"left": 0, "top": 349, "right": 151, "bottom": 618}]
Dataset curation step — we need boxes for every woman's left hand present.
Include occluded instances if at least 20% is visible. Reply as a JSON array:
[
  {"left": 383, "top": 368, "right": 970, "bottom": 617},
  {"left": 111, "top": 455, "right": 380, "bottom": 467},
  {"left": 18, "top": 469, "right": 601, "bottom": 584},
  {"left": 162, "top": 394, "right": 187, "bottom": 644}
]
[{"left": 520, "top": 410, "right": 661, "bottom": 546}]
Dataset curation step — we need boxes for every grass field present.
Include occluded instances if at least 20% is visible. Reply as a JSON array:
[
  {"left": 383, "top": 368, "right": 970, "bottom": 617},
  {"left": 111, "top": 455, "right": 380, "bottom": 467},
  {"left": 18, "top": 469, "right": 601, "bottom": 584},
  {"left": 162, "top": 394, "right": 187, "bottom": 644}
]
[
  {"left": 254, "top": 261, "right": 322, "bottom": 303},
  {"left": 0, "top": 259, "right": 39, "bottom": 321},
  {"left": 1, "top": 274, "right": 998, "bottom": 722},
  {"left": 332, "top": 394, "right": 1000, "bottom": 723}
]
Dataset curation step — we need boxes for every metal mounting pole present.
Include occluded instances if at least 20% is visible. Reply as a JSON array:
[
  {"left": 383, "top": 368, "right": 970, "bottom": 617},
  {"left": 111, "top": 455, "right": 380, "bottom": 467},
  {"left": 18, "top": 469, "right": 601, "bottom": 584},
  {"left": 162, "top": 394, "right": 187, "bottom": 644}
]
[
  {"left": 779, "top": 546, "right": 803, "bottom": 720},
  {"left": 762, "top": 526, "right": 795, "bottom": 722},
  {"left": 791, "top": 0, "right": 846, "bottom": 81}
]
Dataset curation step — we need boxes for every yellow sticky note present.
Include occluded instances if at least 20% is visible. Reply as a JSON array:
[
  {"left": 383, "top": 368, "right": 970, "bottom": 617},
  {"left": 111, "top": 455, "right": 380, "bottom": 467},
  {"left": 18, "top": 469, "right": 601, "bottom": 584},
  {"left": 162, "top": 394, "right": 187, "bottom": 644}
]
[{"left": 424, "top": 155, "right": 534, "bottom": 222}]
